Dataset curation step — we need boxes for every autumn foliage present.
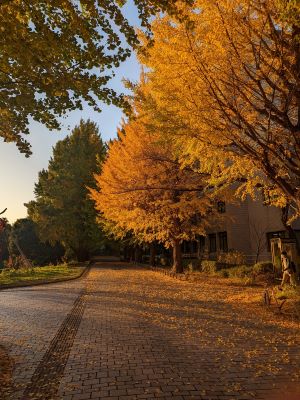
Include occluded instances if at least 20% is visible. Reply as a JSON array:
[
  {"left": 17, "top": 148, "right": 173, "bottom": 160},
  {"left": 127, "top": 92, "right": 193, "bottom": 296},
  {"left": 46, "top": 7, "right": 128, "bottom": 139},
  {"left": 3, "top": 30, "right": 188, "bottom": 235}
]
[
  {"left": 90, "top": 115, "right": 221, "bottom": 272},
  {"left": 138, "top": 0, "right": 300, "bottom": 218},
  {"left": 0, "top": 0, "right": 195, "bottom": 156},
  {"left": 89, "top": 1, "right": 300, "bottom": 272}
]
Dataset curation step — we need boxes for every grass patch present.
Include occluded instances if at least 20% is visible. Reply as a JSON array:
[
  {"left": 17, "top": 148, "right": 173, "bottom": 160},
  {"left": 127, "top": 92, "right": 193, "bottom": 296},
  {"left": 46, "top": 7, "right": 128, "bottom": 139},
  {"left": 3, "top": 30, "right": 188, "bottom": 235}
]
[
  {"left": 185, "top": 264, "right": 265, "bottom": 286},
  {"left": 0, "top": 264, "right": 86, "bottom": 287},
  {"left": 217, "top": 264, "right": 253, "bottom": 279},
  {"left": 277, "top": 285, "right": 300, "bottom": 302},
  {"left": 216, "top": 267, "right": 256, "bottom": 286},
  {"left": 275, "top": 286, "right": 300, "bottom": 318}
]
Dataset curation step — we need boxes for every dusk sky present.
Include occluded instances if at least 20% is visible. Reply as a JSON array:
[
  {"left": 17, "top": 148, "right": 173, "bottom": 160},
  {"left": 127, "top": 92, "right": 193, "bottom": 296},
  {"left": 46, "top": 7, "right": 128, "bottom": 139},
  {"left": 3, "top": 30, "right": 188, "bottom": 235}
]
[{"left": 0, "top": 1, "right": 141, "bottom": 223}]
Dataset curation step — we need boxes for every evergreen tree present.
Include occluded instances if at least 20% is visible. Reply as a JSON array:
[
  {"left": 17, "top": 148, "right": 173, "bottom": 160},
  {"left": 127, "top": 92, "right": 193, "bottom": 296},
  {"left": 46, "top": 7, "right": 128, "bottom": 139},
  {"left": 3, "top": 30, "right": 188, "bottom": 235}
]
[
  {"left": 0, "top": 219, "right": 9, "bottom": 268},
  {"left": 26, "top": 120, "right": 107, "bottom": 261},
  {"left": 8, "top": 218, "right": 64, "bottom": 266}
]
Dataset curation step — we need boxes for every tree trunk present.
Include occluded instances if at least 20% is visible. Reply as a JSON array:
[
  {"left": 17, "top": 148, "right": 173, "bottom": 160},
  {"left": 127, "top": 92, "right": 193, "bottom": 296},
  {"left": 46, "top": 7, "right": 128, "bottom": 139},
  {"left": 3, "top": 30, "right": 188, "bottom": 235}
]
[
  {"left": 124, "top": 245, "right": 134, "bottom": 262},
  {"left": 129, "top": 246, "right": 134, "bottom": 262},
  {"left": 149, "top": 242, "right": 156, "bottom": 266},
  {"left": 293, "top": 24, "right": 300, "bottom": 210},
  {"left": 122, "top": 246, "right": 127, "bottom": 262},
  {"left": 255, "top": 250, "right": 259, "bottom": 265},
  {"left": 134, "top": 245, "right": 143, "bottom": 263},
  {"left": 172, "top": 239, "right": 183, "bottom": 273}
]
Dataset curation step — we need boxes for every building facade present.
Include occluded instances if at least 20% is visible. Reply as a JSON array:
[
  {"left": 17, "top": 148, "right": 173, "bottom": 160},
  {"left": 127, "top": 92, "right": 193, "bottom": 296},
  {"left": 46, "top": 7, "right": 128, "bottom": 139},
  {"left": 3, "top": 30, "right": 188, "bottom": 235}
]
[
  {"left": 182, "top": 196, "right": 300, "bottom": 264},
  {"left": 207, "top": 196, "right": 300, "bottom": 264}
]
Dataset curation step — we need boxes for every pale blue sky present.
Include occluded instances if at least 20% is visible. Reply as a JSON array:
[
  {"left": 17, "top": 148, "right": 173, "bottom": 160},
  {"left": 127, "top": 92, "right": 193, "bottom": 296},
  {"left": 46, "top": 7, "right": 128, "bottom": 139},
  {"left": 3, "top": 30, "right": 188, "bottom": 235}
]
[{"left": 0, "top": 2, "right": 141, "bottom": 223}]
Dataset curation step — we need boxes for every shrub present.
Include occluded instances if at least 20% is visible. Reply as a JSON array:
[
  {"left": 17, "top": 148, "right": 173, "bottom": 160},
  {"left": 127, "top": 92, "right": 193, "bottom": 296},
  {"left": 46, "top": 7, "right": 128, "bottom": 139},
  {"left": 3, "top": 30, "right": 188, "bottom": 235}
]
[
  {"left": 253, "top": 261, "right": 273, "bottom": 275},
  {"left": 217, "top": 253, "right": 228, "bottom": 264},
  {"left": 187, "top": 260, "right": 201, "bottom": 272},
  {"left": 220, "top": 269, "right": 229, "bottom": 278},
  {"left": 227, "top": 265, "right": 253, "bottom": 278},
  {"left": 217, "top": 250, "right": 246, "bottom": 265},
  {"left": 201, "top": 260, "right": 218, "bottom": 273},
  {"left": 277, "top": 285, "right": 300, "bottom": 301},
  {"left": 159, "top": 256, "right": 170, "bottom": 267}
]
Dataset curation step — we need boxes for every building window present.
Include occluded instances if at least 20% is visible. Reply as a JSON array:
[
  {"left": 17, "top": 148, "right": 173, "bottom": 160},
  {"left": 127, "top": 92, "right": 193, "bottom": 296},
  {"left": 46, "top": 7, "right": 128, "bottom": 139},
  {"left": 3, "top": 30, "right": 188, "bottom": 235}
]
[
  {"left": 218, "top": 231, "right": 228, "bottom": 252},
  {"left": 181, "top": 241, "right": 191, "bottom": 254},
  {"left": 295, "top": 230, "right": 300, "bottom": 246},
  {"left": 266, "top": 231, "right": 286, "bottom": 252},
  {"left": 209, "top": 234, "right": 217, "bottom": 253},
  {"left": 191, "top": 241, "right": 198, "bottom": 254},
  {"left": 217, "top": 201, "right": 226, "bottom": 213},
  {"left": 198, "top": 236, "right": 205, "bottom": 253},
  {"left": 181, "top": 241, "right": 198, "bottom": 255}
]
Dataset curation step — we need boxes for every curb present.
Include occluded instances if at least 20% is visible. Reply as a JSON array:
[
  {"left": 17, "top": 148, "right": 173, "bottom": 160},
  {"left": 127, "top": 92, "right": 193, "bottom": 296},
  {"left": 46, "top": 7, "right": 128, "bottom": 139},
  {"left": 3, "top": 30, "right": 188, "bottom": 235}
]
[
  {"left": 132, "top": 263, "right": 190, "bottom": 281},
  {"left": 0, "top": 261, "right": 93, "bottom": 291},
  {"left": 149, "top": 266, "right": 190, "bottom": 281}
]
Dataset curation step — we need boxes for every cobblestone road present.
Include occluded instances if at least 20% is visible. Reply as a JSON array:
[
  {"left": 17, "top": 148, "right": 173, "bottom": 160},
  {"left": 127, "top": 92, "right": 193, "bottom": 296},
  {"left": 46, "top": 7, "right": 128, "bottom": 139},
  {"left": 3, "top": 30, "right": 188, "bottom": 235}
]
[{"left": 1, "top": 263, "right": 299, "bottom": 400}]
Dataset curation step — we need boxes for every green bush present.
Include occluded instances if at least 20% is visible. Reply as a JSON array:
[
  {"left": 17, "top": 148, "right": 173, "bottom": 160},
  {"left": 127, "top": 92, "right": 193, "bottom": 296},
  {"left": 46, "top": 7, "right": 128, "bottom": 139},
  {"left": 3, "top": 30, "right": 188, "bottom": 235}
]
[
  {"left": 182, "top": 258, "right": 192, "bottom": 268},
  {"left": 183, "top": 258, "right": 201, "bottom": 271},
  {"left": 277, "top": 285, "right": 300, "bottom": 301},
  {"left": 160, "top": 256, "right": 170, "bottom": 267},
  {"left": 226, "top": 265, "right": 253, "bottom": 278},
  {"left": 187, "top": 259, "right": 201, "bottom": 272},
  {"left": 201, "top": 260, "right": 218, "bottom": 273},
  {"left": 220, "top": 269, "right": 229, "bottom": 278},
  {"left": 253, "top": 261, "right": 273, "bottom": 275}
]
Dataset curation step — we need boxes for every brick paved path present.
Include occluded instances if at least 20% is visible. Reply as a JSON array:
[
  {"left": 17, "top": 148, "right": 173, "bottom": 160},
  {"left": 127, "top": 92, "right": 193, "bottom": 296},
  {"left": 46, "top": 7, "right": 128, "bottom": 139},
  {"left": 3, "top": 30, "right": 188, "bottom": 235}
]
[{"left": 1, "top": 263, "right": 299, "bottom": 400}]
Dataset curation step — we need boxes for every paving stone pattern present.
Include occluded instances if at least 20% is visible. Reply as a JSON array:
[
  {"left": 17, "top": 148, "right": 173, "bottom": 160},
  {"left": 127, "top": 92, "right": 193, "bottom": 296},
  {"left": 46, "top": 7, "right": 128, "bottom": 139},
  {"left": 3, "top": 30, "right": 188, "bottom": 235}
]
[
  {"left": 1, "top": 263, "right": 300, "bottom": 400},
  {"left": 21, "top": 289, "right": 87, "bottom": 400},
  {"left": 0, "top": 278, "right": 85, "bottom": 399}
]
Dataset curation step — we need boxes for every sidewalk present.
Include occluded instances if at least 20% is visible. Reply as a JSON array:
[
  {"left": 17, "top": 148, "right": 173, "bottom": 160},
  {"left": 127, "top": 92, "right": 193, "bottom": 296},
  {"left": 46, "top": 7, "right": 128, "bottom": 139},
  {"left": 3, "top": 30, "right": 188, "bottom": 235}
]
[{"left": 1, "top": 263, "right": 299, "bottom": 399}]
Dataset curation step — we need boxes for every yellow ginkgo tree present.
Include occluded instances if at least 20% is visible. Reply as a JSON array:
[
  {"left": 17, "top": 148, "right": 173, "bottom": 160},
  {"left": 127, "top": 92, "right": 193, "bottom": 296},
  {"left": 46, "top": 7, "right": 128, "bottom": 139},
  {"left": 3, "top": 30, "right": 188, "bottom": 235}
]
[
  {"left": 139, "top": 0, "right": 300, "bottom": 218},
  {"left": 0, "top": 0, "right": 195, "bottom": 156},
  {"left": 90, "top": 111, "right": 222, "bottom": 272}
]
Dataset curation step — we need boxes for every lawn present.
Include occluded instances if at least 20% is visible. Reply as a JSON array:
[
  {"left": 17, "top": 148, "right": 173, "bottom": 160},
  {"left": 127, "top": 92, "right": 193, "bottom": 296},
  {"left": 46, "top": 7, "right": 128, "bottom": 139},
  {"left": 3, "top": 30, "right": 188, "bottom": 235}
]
[{"left": 0, "top": 264, "right": 86, "bottom": 288}]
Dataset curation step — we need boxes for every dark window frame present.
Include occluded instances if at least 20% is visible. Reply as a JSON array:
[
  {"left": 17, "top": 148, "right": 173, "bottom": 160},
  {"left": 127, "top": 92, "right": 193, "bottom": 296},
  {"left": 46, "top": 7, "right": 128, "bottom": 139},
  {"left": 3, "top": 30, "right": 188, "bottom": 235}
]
[
  {"left": 218, "top": 231, "right": 228, "bottom": 252},
  {"left": 198, "top": 236, "right": 205, "bottom": 253},
  {"left": 209, "top": 233, "right": 217, "bottom": 253}
]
